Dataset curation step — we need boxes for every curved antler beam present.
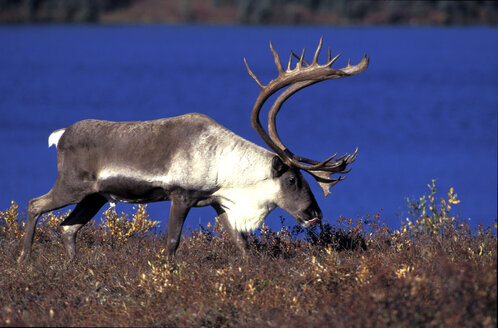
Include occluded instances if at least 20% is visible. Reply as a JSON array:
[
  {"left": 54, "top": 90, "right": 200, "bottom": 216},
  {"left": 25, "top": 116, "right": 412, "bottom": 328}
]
[{"left": 245, "top": 37, "right": 369, "bottom": 198}]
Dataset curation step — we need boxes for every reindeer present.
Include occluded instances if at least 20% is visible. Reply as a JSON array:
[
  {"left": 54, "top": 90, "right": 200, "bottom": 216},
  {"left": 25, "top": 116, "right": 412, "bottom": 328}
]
[{"left": 18, "top": 37, "right": 368, "bottom": 263}]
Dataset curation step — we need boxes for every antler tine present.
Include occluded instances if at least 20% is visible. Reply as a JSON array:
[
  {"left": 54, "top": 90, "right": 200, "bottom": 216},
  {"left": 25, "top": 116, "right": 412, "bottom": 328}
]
[
  {"left": 318, "top": 147, "right": 359, "bottom": 171},
  {"left": 307, "top": 155, "right": 348, "bottom": 171},
  {"left": 244, "top": 58, "right": 264, "bottom": 89},
  {"left": 345, "top": 147, "right": 359, "bottom": 163},
  {"left": 342, "top": 147, "right": 358, "bottom": 163},
  {"left": 291, "top": 51, "right": 310, "bottom": 67},
  {"left": 351, "top": 146, "right": 359, "bottom": 158},
  {"left": 292, "top": 44, "right": 341, "bottom": 68},
  {"left": 338, "top": 168, "right": 352, "bottom": 174},
  {"left": 326, "top": 52, "right": 342, "bottom": 67},
  {"left": 293, "top": 151, "right": 346, "bottom": 168},
  {"left": 341, "top": 54, "right": 369, "bottom": 74},
  {"left": 307, "top": 170, "right": 344, "bottom": 184},
  {"left": 312, "top": 36, "right": 323, "bottom": 65},
  {"left": 269, "top": 41, "right": 284, "bottom": 76},
  {"left": 295, "top": 153, "right": 336, "bottom": 165},
  {"left": 298, "top": 152, "right": 339, "bottom": 171},
  {"left": 287, "top": 51, "right": 293, "bottom": 71},
  {"left": 306, "top": 170, "right": 345, "bottom": 198},
  {"left": 297, "top": 48, "right": 306, "bottom": 69}
]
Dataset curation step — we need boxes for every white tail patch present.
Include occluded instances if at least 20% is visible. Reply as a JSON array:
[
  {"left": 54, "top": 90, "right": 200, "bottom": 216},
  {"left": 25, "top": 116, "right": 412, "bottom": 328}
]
[{"left": 48, "top": 129, "right": 66, "bottom": 148}]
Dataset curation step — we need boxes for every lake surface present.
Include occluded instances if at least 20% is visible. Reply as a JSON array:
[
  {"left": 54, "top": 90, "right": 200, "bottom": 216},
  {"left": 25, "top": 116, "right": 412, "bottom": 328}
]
[{"left": 0, "top": 25, "right": 496, "bottom": 231}]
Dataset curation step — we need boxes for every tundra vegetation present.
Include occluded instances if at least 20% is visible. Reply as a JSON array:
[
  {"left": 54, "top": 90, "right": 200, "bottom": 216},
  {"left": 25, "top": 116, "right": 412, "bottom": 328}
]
[{"left": 0, "top": 181, "right": 496, "bottom": 327}]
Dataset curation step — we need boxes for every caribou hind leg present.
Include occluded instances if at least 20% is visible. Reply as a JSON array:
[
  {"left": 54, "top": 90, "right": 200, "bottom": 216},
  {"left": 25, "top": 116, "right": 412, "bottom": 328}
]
[
  {"left": 60, "top": 194, "right": 107, "bottom": 259},
  {"left": 18, "top": 174, "right": 98, "bottom": 263},
  {"left": 18, "top": 190, "right": 76, "bottom": 263}
]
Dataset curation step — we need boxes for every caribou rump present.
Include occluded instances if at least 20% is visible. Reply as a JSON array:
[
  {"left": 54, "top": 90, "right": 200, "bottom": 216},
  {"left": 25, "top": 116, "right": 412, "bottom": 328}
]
[{"left": 18, "top": 37, "right": 368, "bottom": 262}]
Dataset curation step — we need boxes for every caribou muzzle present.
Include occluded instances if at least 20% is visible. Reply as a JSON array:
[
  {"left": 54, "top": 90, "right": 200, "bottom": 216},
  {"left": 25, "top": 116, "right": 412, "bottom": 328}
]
[{"left": 296, "top": 206, "right": 322, "bottom": 228}]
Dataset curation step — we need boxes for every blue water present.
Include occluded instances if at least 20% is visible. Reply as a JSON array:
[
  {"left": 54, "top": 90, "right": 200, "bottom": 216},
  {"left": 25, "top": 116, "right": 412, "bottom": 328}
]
[{"left": 0, "top": 25, "right": 496, "bottom": 232}]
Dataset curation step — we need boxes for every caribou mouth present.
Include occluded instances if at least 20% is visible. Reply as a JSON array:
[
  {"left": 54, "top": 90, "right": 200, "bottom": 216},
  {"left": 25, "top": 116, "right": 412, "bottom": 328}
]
[
  {"left": 299, "top": 216, "right": 322, "bottom": 228},
  {"left": 307, "top": 217, "right": 321, "bottom": 226}
]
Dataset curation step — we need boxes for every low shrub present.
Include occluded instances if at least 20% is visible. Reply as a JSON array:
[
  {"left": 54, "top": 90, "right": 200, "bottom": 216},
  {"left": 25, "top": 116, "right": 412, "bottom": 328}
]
[{"left": 0, "top": 181, "right": 496, "bottom": 327}]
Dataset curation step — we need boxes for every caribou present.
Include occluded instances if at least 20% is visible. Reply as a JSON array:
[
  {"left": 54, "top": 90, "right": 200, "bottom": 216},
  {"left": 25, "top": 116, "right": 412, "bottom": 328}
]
[{"left": 18, "top": 37, "right": 368, "bottom": 263}]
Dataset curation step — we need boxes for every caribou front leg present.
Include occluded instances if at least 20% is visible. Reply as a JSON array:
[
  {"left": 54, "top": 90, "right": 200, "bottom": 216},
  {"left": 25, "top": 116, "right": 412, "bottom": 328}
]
[{"left": 213, "top": 204, "right": 248, "bottom": 255}]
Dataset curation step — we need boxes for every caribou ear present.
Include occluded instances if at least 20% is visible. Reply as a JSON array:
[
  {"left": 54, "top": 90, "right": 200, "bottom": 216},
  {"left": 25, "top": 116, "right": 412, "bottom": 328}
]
[{"left": 271, "top": 156, "right": 288, "bottom": 177}]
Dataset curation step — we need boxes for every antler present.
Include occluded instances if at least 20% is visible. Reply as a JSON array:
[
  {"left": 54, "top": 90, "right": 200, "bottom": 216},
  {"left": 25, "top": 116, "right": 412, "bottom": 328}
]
[{"left": 244, "top": 37, "right": 369, "bottom": 198}]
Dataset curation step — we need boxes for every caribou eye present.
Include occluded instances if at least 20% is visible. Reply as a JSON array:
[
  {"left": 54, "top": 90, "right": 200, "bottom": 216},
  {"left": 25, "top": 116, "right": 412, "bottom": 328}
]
[{"left": 287, "top": 176, "right": 296, "bottom": 186}]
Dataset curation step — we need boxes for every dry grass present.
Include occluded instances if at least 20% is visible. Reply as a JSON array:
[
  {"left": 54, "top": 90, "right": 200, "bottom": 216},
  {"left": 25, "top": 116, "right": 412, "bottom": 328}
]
[{"left": 0, "top": 183, "right": 496, "bottom": 327}]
